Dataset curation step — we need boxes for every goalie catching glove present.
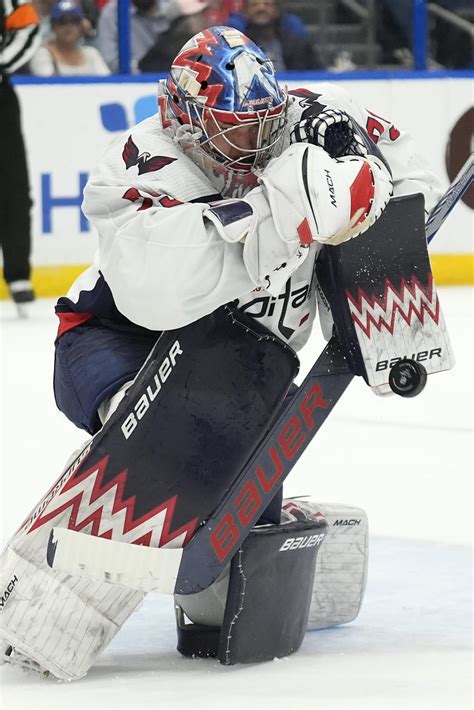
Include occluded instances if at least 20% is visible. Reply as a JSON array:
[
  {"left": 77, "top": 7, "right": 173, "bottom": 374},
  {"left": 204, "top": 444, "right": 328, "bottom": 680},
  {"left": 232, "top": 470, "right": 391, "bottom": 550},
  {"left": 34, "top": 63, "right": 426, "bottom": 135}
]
[
  {"left": 289, "top": 106, "right": 393, "bottom": 169},
  {"left": 290, "top": 108, "right": 370, "bottom": 159},
  {"left": 205, "top": 142, "right": 392, "bottom": 294}
]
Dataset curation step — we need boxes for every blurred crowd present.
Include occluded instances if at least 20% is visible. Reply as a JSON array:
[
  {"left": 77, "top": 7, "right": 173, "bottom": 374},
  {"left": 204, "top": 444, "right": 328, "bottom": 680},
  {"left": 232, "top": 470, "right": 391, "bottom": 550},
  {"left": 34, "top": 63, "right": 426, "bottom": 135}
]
[{"left": 15, "top": 0, "right": 474, "bottom": 76}]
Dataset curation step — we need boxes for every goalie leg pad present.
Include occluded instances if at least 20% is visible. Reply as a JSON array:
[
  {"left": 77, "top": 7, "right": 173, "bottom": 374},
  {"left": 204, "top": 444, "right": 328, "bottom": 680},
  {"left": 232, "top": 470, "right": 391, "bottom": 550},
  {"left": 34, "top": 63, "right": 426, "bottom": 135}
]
[
  {"left": 283, "top": 501, "right": 369, "bottom": 630},
  {"left": 1, "top": 306, "right": 298, "bottom": 680},
  {"left": 175, "top": 512, "right": 327, "bottom": 664},
  {"left": 0, "top": 544, "right": 144, "bottom": 681}
]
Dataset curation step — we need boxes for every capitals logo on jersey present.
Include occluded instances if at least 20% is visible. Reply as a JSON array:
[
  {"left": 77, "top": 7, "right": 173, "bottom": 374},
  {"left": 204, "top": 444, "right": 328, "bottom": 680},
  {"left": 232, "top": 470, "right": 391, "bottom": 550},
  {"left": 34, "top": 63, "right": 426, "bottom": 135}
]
[
  {"left": 122, "top": 136, "right": 177, "bottom": 175},
  {"left": 236, "top": 278, "right": 312, "bottom": 341}
]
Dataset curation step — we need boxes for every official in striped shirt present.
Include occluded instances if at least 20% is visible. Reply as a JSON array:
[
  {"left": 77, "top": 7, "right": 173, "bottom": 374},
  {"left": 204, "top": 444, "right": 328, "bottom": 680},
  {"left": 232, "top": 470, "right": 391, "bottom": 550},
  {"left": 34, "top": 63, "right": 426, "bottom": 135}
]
[{"left": 1, "top": 0, "right": 41, "bottom": 309}]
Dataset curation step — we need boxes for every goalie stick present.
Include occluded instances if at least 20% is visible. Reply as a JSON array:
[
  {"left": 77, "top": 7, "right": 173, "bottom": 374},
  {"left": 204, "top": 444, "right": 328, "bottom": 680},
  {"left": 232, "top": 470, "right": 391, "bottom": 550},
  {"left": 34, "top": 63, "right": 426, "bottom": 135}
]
[
  {"left": 48, "top": 336, "right": 349, "bottom": 594},
  {"left": 47, "top": 169, "right": 467, "bottom": 594},
  {"left": 47, "top": 526, "right": 182, "bottom": 593},
  {"left": 426, "top": 153, "right": 473, "bottom": 243}
]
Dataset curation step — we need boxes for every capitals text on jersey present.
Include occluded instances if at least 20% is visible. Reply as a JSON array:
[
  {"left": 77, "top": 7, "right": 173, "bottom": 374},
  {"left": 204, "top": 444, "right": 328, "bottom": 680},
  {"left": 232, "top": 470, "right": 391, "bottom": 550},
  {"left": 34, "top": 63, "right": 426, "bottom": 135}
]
[{"left": 237, "top": 280, "right": 311, "bottom": 340}]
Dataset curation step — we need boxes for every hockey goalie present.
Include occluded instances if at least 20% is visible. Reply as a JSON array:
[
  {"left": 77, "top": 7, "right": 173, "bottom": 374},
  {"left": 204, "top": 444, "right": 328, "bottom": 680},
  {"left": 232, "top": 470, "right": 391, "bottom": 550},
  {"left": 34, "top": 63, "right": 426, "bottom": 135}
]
[{"left": 0, "top": 26, "right": 455, "bottom": 679}]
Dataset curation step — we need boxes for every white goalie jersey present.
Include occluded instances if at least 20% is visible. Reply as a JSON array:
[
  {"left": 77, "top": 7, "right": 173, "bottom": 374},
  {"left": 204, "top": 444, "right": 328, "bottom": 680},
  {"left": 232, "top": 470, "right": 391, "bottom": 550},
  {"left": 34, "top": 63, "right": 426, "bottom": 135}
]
[
  {"left": 0, "top": 77, "right": 446, "bottom": 684},
  {"left": 57, "top": 82, "right": 441, "bottom": 353}
]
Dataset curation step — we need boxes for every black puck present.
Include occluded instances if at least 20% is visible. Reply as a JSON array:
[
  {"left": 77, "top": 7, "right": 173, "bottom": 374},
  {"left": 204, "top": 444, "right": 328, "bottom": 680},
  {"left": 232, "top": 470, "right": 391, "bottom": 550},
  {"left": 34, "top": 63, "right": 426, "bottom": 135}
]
[{"left": 388, "top": 359, "right": 427, "bottom": 398}]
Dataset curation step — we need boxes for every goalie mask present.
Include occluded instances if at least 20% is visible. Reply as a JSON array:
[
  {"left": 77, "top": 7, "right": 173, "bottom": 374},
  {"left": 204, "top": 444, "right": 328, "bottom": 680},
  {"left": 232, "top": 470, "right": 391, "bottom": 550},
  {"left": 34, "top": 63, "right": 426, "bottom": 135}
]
[{"left": 162, "top": 26, "right": 288, "bottom": 196}]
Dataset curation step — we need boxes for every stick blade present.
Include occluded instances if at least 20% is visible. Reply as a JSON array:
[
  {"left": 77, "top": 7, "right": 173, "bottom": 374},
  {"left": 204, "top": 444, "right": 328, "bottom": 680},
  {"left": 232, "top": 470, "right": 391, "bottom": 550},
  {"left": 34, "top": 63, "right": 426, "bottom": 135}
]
[{"left": 47, "top": 527, "right": 183, "bottom": 593}]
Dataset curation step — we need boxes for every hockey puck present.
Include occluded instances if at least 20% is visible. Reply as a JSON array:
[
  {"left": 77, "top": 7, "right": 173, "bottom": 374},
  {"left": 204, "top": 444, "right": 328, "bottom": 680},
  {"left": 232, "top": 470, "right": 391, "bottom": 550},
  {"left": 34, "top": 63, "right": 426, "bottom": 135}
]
[{"left": 388, "top": 359, "right": 427, "bottom": 398}]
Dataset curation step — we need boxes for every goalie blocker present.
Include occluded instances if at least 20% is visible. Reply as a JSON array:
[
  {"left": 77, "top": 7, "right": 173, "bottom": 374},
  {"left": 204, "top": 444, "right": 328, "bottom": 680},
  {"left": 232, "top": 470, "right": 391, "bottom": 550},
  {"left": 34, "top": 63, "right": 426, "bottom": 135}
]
[{"left": 316, "top": 193, "right": 454, "bottom": 396}]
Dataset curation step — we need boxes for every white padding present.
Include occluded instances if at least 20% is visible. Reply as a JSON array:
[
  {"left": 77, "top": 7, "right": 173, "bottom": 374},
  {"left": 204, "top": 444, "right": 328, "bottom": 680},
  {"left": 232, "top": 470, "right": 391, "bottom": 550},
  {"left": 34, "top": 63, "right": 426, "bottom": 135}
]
[
  {"left": 0, "top": 542, "right": 144, "bottom": 681},
  {"left": 304, "top": 502, "right": 369, "bottom": 630}
]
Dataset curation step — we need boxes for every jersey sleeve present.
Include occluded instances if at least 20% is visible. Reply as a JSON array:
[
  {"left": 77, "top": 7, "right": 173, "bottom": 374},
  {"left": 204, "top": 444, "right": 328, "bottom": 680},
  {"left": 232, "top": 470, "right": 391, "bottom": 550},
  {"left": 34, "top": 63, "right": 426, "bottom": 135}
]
[{"left": 82, "top": 132, "right": 256, "bottom": 331}]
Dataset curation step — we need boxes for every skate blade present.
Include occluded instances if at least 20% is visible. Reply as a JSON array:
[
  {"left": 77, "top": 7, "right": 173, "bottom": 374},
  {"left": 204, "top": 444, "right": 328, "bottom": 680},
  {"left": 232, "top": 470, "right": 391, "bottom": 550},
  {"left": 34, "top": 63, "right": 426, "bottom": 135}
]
[
  {"left": 15, "top": 303, "right": 31, "bottom": 319},
  {"left": 2, "top": 646, "right": 49, "bottom": 678}
]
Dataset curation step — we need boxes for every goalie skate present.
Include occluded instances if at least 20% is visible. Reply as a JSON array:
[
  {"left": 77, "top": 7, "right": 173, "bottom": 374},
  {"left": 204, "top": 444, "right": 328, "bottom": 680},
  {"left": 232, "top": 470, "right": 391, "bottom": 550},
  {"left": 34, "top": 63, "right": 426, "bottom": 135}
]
[
  {"left": 1, "top": 644, "right": 49, "bottom": 678},
  {"left": 8, "top": 280, "right": 35, "bottom": 319}
]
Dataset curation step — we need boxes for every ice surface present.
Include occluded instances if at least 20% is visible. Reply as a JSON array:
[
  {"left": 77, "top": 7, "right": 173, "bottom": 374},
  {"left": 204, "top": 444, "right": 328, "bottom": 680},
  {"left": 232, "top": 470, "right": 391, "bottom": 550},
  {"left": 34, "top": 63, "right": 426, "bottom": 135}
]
[{"left": 0, "top": 289, "right": 472, "bottom": 709}]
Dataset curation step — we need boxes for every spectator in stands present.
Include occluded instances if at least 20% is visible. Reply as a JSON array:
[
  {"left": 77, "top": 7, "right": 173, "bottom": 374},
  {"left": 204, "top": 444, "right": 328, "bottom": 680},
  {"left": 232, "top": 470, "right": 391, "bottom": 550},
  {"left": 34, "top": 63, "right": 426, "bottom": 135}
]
[
  {"left": 97, "top": 0, "right": 172, "bottom": 73},
  {"left": 431, "top": 0, "right": 473, "bottom": 68},
  {"left": 29, "top": 0, "right": 110, "bottom": 75},
  {"left": 35, "top": 0, "right": 99, "bottom": 43},
  {"left": 139, "top": 0, "right": 209, "bottom": 73},
  {"left": 375, "top": 0, "right": 413, "bottom": 66},
  {"left": 228, "top": 0, "right": 322, "bottom": 70},
  {"left": 377, "top": 0, "right": 473, "bottom": 69},
  {"left": 204, "top": 0, "right": 237, "bottom": 26},
  {"left": 0, "top": 0, "right": 41, "bottom": 310}
]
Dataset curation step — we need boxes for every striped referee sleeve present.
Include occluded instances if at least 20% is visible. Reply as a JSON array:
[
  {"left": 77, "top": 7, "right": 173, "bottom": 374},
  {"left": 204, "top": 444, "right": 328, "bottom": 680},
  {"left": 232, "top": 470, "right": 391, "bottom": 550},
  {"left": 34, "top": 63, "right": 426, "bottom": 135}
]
[{"left": 1, "top": 0, "right": 41, "bottom": 74}]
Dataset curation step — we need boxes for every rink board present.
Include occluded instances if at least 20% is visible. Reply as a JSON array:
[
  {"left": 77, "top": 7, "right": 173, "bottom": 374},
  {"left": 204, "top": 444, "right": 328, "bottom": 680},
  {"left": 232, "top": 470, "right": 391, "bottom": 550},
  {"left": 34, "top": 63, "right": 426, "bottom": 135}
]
[{"left": 0, "top": 73, "right": 472, "bottom": 297}]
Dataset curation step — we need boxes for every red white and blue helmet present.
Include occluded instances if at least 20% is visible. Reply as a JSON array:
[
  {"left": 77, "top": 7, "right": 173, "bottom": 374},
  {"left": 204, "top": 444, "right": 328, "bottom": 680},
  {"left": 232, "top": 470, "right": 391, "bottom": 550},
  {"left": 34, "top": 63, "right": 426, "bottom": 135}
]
[{"left": 165, "top": 26, "right": 288, "bottom": 173}]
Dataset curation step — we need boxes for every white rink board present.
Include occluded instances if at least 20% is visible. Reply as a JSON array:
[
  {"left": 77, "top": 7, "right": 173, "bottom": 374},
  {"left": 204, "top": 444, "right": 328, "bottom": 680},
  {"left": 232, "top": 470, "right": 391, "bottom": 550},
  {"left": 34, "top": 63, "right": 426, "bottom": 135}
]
[{"left": 13, "top": 76, "right": 474, "bottom": 266}]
